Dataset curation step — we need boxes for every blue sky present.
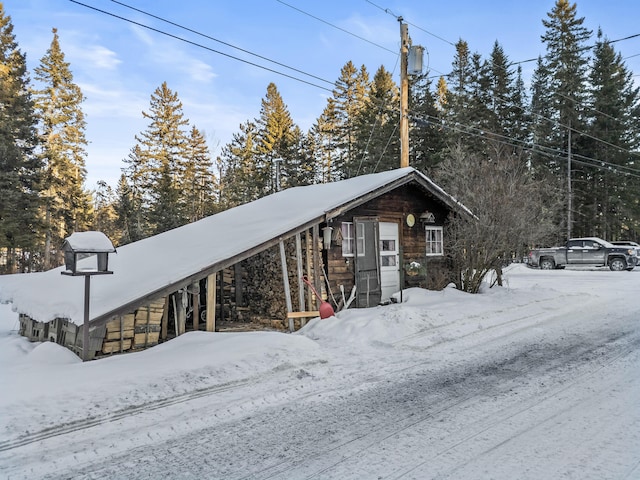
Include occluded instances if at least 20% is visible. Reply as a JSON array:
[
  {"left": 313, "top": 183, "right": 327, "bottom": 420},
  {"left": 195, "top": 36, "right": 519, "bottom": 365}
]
[{"left": 5, "top": 0, "right": 640, "bottom": 188}]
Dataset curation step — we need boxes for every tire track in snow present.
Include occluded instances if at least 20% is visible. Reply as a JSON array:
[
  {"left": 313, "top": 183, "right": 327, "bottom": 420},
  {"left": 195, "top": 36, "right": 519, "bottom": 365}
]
[
  {"left": 388, "top": 333, "right": 640, "bottom": 479},
  {"left": 0, "top": 360, "right": 325, "bottom": 453},
  {"left": 245, "top": 327, "right": 640, "bottom": 480}
]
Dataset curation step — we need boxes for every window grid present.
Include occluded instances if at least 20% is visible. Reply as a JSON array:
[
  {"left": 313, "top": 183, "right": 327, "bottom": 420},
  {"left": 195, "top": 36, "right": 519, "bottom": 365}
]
[{"left": 426, "top": 226, "right": 443, "bottom": 256}]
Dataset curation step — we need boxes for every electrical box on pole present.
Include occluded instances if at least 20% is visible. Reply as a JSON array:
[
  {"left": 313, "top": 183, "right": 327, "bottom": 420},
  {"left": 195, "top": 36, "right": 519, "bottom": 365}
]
[{"left": 408, "top": 45, "right": 424, "bottom": 75}]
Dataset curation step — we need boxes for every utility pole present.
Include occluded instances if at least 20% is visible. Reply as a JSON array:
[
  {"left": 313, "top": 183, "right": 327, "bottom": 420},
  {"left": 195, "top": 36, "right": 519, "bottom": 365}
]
[
  {"left": 399, "top": 17, "right": 409, "bottom": 168},
  {"left": 567, "top": 122, "right": 572, "bottom": 239}
]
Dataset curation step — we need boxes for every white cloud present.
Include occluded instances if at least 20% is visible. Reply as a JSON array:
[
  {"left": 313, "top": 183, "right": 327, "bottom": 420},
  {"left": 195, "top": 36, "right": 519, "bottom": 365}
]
[
  {"left": 75, "top": 45, "right": 122, "bottom": 70},
  {"left": 183, "top": 58, "right": 218, "bottom": 83}
]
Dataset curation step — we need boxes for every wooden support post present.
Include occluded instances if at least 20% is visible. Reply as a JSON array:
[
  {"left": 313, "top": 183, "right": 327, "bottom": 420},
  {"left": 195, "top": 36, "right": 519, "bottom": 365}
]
[
  {"left": 295, "top": 233, "right": 306, "bottom": 326},
  {"left": 219, "top": 270, "right": 225, "bottom": 324},
  {"left": 192, "top": 282, "right": 200, "bottom": 332},
  {"left": 119, "top": 315, "right": 124, "bottom": 353},
  {"left": 206, "top": 273, "right": 216, "bottom": 332},
  {"left": 176, "top": 291, "right": 186, "bottom": 336},
  {"left": 279, "top": 240, "right": 294, "bottom": 332},
  {"left": 145, "top": 305, "right": 150, "bottom": 346},
  {"left": 234, "top": 263, "right": 243, "bottom": 307},
  {"left": 161, "top": 296, "right": 169, "bottom": 340},
  {"left": 312, "top": 224, "right": 321, "bottom": 306},
  {"left": 305, "top": 230, "right": 313, "bottom": 311}
]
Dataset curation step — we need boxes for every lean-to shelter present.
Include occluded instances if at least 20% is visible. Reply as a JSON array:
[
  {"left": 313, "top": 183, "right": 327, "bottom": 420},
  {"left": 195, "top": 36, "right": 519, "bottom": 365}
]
[{"left": 0, "top": 167, "right": 471, "bottom": 359}]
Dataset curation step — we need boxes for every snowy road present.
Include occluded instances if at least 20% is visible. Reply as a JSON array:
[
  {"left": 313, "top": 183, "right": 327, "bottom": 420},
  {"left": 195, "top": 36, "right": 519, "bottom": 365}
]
[{"left": 2, "top": 266, "right": 640, "bottom": 479}]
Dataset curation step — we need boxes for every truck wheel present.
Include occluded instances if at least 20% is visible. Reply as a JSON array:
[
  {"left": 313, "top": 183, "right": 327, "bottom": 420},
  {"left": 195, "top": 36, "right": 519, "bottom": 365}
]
[
  {"left": 609, "top": 258, "right": 626, "bottom": 271},
  {"left": 540, "top": 258, "right": 555, "bottom": 270}
]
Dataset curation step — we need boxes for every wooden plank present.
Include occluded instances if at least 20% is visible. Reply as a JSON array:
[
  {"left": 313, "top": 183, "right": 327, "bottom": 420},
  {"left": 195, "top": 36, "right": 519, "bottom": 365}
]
[
  {"left": 286, "top": 311, "right": 320, "bottom": 319},
  {"left": 280, "top": 240, "right": 294, "bottom": 332},
  {"left": 102, "top": 339, "right": 132, "bottom": 354},
  {"left": 107, "top": 314, "right": 135, "bottom": 331},
  {"left": 312, "top": 224, "right": 321, "bottom": 304},
  {"left": 296, "top": 233, "right": 305, "bottom": 312},
  {"left": 206, "top": 273, "right": 216, "bottom": 332},
  {"left": 192, "top": 282, "right": 199, "bottom": 332},
  {"left": 105, "top": 329, "right": 134, "bottom": 340},
  {"left": 305, "top": 230, "right": 313, "bottom": 311},
  {"left": 134, "top": 331, "right": 159, "bottom": 346},
  {"left": 161, "top": 296, "right": 169, "bottom": 340}
]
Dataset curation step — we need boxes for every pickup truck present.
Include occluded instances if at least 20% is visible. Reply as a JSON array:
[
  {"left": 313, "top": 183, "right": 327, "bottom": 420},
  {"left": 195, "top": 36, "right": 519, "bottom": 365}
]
[{"left": 528, "top": 237, "right": 637, "bottom": 271}]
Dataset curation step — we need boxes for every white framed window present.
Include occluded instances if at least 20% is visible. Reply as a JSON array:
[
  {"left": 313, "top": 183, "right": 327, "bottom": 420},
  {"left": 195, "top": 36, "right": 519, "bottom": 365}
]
[
  {"left": 425, "top": 226, "right": 443, "bottom": 256},
  {"left": 341, "top": 222, "right": 354, "bottom": 256},
  {"left": 341, "top": 222, "right": 366, "bottom": 257}
]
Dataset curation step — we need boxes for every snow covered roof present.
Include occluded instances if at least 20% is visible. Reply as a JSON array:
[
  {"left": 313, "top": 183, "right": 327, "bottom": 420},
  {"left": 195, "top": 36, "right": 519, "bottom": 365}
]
[
  {"left": 63, "top": 231, "right": 116, "bottom": 253},
  {"left": 0, "top": 167, "right": 468, "bottom": 325}
]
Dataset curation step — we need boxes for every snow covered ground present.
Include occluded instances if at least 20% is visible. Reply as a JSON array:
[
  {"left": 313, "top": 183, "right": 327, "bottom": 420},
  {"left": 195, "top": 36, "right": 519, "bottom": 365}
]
[{"left": 1, "top": 264, "right": 639, "bottom": 479}]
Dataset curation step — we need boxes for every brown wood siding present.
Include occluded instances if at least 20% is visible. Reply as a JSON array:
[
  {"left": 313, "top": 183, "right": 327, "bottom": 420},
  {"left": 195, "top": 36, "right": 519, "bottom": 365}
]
[{"left": 325, "top": 183, "right": 453, "bottom": 297}]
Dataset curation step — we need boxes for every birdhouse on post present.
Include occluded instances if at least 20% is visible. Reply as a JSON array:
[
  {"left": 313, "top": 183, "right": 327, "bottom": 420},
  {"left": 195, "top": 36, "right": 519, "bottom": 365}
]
[{"left": 62, "top": 231, "right": 116, "bottom": 276}]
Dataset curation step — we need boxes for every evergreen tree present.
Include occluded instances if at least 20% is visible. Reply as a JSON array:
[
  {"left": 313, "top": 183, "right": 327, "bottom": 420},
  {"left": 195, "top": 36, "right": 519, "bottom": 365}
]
[
  {"left": 409, "top": 71, "right": 446, "bottom": 174},
  {"left": 286, "top": 126, "right": 317, "bottom": 187},
  {"left": 536, "top": 0, "right": 592, "bottom": 237},
  {"left": 310, "top": 99, "right": 339, "bottom": 182},
  {"left": 218, "top": 120, "right": 261, "bottom": 208},
  {"left": 352, "top": 65, "right": 399, "bottom": 176},
  {"left": 33, "top": 27, "right": 91, "bottom": 268},
  {"left": 183, "top": 126, "right": 218, "bottom": 222},
  {"left": 129, "top": 82, "right": 190, "bottom": 234},
  {"left": 256, "top": 83, "right": 296, "bottom": 192},
  {"left": 114, "top": 173, "right": 145, "bottom": 245},
  {"left": 0, "top": 4, "right": 42, "bottom": 272},
  {"left": 443, "top": 40, "right": 480, "bottom": 149},
  {"left": 331, "top": 61, "right": 369, "bottom": 178},
  {"left": 92, "top": 180, "right": 120, "bottom": 244},
  {"left": 529, "top": 56, "right": 557, "bottom": 176},
  {"left": 581, "top": 31, "right": 640, "bottom": 239}
]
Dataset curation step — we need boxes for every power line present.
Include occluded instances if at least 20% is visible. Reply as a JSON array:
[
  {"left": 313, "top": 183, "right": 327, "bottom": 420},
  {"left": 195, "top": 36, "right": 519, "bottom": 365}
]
[
  {"left": 275, "top": 0, "right": 398, "bottom": 55},
  {"left": 74, "top": 0, "right": 639, "bottom": 169},
  {"left": 68, "top": 0, "right": 334, "bottom": 92},
  {"left": 364, "top": 0, "right": 456, "bottom": 47},
  {"left": 411, "top": 111, "right": 640, "bottom": 179},
  {"left": 110, "top": 0, "right": 335, "bottom": 87}
]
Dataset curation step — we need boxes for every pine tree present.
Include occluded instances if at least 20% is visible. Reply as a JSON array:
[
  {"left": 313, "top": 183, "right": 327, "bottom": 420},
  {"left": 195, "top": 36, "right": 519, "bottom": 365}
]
[
  {"left": 218, "top": 120, "right": 261, "bottom": 208},
  {"left": 331, "top": 61, "right": 369, "bottom": 178},
  {"left": 409, "top": 71, "right": 446, "bottom": 174},
  {"left": 33, "top": 28, "right": 91, "bottom": 268},
  {"left": 131, "top": 82, "right": 190, "bottom": 234},
  {"left": 92, "top": 180, "right": 120, "bottom": 244},
  {"left": 114, "top": 173, "right": 145, "bottom": 245},
  {"left": 256, "top": 83, "right": 296, "bottom": 192},
  {"left": 581, "top": 31, "right": 640, "bottom": 239},
  {"left": 352, "top": 65, "right": 399, "bottom": 176},
  {"left": 183, "top": 126, "right": 218, "bottom": 222},
  {"left": 530, "top": 56, "right": 557, "bottom": 176},
  {"left": 0, "top": 4, "right": 42, "bottom": 272},
  {"left": 536, "top": 0, "right": 592, "bottom": 237},
  {"left": 310, "top": 99, "right": 339, "bottom": 182},
  {"left": 286, "top": 126, "right": 317, "bottom": 187}
]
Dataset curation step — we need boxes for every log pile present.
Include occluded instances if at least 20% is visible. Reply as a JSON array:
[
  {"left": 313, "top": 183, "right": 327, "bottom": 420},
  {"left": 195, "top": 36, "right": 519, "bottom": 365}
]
[{"left": 101, "top": 297, "right": 165, "bottom": 355}]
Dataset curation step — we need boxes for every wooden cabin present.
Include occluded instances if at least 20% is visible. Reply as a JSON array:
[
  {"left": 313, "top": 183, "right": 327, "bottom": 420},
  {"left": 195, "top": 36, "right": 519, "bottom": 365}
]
[{"left": 1, "top": 167, "right": 471, "bottom": 360}]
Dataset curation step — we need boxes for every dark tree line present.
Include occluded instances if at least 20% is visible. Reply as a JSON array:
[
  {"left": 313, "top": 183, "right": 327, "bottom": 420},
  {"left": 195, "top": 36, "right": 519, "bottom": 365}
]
[{"left": 1, "top": 0, "right": 639, "bottom": 278}]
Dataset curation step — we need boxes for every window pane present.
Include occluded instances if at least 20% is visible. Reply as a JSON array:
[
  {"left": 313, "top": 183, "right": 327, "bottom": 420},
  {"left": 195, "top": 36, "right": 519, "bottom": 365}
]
[
  {"left": 381, "top": 239, "right": 395, "bottom": 252},
  {"left": 426, "top": 226, "right": 443, "bottom": 256},
  {"left": 381, "top": 255, "right": 396, "bottom": 266},
  {"left": 356, "top": 223, "right": 365, "bottom": 256},
  {"left": 341, "top": 222, "right": 354, "bottom": 256}
]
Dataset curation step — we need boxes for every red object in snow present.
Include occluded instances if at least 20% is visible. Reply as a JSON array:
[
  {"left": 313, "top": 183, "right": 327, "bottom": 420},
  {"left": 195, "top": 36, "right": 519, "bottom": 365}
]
[{"left": 302, "top": 275, "right": 335, "bottom": 319}]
